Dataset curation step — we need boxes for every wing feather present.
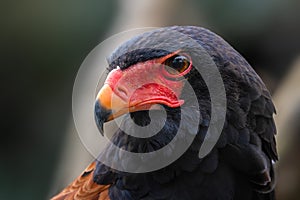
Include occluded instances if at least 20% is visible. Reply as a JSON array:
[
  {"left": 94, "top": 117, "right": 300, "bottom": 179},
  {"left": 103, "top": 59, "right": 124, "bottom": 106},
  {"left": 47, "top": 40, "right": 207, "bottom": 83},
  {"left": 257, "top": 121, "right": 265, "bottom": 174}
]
[{"left": 51, "top": 161, "right": 110, "bottom": 200}]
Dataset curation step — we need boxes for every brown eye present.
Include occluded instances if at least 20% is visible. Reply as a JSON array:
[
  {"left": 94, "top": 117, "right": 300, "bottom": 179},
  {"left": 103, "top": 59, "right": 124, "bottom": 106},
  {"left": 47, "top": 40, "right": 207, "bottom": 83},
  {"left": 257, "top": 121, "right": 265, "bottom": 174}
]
[{"left": 163, "top": 55, "right": 190, "bottom": 75}]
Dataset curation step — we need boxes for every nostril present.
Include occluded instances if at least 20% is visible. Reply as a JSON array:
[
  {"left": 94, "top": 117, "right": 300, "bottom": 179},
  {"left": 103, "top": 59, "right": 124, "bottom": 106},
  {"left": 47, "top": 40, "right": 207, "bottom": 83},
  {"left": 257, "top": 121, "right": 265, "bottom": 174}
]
[{"left": 116, "top": 85, "right": 129, "bottom": 100}]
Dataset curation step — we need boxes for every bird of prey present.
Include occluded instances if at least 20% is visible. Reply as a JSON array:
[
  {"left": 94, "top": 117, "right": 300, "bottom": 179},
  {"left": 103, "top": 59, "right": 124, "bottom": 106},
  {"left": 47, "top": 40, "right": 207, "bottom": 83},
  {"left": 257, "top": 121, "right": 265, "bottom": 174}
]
[{"left": 52, "top": 26, "right": 277, "bottom": 200}]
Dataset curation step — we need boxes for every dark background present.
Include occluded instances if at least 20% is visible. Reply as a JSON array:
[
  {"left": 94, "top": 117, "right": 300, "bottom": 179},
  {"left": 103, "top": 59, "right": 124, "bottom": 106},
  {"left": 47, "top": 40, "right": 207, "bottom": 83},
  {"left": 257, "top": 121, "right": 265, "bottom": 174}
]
[{"left": 1, "top": 1, "right": 300, "bottom": 199}]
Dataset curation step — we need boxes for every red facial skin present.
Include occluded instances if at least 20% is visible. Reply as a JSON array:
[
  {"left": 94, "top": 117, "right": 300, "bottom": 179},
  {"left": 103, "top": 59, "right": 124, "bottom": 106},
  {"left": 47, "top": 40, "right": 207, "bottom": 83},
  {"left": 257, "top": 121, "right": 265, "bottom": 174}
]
[{"left": 96, "top": 52, "right": 192, "bottom": 120}]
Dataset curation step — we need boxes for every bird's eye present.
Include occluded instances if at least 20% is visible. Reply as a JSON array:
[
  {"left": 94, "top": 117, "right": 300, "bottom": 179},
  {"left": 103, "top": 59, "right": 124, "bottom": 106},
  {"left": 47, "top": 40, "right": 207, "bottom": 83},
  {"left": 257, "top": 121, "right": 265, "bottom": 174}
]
[{"left": 163, "top": 55, "right": 191, "bottom": 76}]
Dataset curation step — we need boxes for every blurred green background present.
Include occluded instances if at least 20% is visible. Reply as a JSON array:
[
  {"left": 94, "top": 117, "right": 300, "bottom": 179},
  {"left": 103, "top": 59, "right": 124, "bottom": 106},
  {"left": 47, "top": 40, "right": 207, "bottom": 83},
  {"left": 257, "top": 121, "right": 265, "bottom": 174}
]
[{"left": 1, "top": 0, "right": 300, "bottom": 199}]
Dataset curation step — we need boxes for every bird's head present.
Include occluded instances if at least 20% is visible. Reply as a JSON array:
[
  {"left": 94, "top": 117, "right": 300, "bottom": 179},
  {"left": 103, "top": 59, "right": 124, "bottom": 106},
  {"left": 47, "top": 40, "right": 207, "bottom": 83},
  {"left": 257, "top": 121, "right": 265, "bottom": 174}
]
[
  {"left": 95, "top": 50, "right": 195, "bottom": 131},
  {"left": 94, "top": 27, "right": 215, "bottom": 138}
]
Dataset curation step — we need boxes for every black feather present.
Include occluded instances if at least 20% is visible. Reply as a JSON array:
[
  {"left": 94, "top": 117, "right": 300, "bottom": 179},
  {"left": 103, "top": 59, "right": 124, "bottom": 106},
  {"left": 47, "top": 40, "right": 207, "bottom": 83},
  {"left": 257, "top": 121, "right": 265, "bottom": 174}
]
[{"left": 94, "top": 26, "right": 277, "bottom": 200}]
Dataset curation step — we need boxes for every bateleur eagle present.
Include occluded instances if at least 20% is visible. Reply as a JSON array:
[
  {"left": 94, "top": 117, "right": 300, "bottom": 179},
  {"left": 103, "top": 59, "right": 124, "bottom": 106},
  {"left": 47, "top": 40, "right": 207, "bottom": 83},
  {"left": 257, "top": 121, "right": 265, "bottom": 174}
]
[{"left": 52, "top": 26, "right": 277, "bottom": 200}]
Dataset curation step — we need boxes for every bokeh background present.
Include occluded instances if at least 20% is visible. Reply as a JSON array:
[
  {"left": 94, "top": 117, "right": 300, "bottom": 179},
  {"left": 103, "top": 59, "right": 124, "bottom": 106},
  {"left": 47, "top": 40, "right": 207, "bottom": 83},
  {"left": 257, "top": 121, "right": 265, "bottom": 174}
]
[{"left": 1, "top": 0, "right": 300, "bottom": 199}]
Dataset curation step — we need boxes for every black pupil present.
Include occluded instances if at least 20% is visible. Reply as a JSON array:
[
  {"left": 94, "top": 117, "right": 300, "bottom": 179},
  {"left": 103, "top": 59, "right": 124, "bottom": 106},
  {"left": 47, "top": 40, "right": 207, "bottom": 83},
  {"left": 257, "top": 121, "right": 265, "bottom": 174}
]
[{"left": 172, "top": 56, "right": 187, "bottom": 71}]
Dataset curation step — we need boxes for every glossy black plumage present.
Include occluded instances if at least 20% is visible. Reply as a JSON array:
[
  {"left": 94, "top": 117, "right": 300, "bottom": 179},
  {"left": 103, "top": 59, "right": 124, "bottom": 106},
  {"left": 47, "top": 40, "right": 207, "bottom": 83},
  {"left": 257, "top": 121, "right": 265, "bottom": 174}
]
[
  {"left": 94, "top": 26, "right": 278, "bottom": 200},
  {"left": 53, "top": 26, "right": 277, "bottom": 200}
]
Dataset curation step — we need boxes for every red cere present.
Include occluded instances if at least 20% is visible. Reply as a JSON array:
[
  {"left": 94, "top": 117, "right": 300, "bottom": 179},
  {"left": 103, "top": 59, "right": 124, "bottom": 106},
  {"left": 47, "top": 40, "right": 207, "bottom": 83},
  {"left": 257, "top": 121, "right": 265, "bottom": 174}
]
[{"left": 104, "top": 57, "right": 188, "bottom": 109}]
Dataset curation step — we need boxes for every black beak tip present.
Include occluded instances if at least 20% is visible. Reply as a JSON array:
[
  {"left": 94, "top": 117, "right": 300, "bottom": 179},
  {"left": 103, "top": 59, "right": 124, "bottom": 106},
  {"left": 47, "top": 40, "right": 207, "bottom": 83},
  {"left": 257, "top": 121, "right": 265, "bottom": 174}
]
[{"left": 94, "top": 101, "right": 112, "bottom": 136}]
